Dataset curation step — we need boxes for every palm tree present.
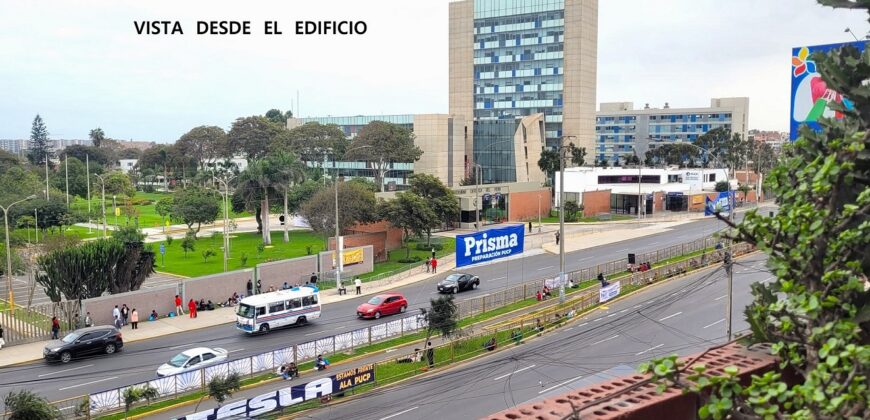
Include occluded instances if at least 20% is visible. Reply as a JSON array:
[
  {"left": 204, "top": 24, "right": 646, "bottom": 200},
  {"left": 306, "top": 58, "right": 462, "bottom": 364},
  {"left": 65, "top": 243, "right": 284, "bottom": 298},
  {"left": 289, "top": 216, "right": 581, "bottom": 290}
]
[
  {"left": 269, "top": 151, "right": 307, "bottom": 243},
  {"left": 4, "top": 390, "right": 61, "bottom": 420},
  {"left": 238, "top": 159, "right": 278, "bottom": 245}
]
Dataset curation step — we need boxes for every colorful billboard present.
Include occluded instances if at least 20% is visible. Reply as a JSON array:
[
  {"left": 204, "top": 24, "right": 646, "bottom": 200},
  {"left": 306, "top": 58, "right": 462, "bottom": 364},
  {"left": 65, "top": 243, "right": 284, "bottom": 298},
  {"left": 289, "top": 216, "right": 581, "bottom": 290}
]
[{"left": 790, "top": 41, "right": 865, "bottom": 140}]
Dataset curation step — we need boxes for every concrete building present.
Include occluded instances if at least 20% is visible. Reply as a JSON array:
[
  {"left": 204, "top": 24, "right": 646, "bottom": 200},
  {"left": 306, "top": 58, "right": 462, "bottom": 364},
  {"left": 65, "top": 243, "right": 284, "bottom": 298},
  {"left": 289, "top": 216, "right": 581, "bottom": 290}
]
[
  {"left": 450, "top": 0, "right": 598, "bottom": 184},
  {"left": 595, "top": 97, "right": 749, "bottom": 163},
  {"left": 118, "top": 159, "right": 138, "bottom": 174},
  {"left": 0, "top": 138, "right": 93, "bottom": 156},
  {"left": 555, "top": 166, "right": 736, "bottom": 215},
  {"left": 288, "top": 114, "right": 467, "bottom": 189}
]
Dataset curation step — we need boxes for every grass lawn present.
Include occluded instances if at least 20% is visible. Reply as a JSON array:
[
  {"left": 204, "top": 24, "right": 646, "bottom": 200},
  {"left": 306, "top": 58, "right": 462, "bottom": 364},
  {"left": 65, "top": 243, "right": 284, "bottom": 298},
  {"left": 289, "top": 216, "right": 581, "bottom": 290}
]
[
  {"left": 70, "top": 191, "right": 249, "bottom": 230},
  {"left": 359, "top": 237, "right": 456, "bottom": 281},
  {"left": 156, "top": 230, "right": 328, "bottom": 277}
]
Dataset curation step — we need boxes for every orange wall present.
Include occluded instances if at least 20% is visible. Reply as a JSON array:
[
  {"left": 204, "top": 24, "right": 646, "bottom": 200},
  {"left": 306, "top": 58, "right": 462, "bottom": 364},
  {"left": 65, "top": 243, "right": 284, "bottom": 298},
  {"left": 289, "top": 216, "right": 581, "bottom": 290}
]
[
  {"left": 581, "top": 190, "right": 611, "bottom": 217},
  {"left": 509, "top": 189, "right": 552, "bottom": 221}
]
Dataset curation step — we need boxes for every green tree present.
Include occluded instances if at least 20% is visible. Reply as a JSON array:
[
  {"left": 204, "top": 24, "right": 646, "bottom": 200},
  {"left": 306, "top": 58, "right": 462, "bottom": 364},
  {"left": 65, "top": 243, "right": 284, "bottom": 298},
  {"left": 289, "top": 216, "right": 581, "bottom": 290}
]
[
  {"left": 104, "top": 171, "right": 136, "bottom": 199},
  {"left": 4, "top": 390, "right": 61, "bottom": 420},
  {"left": 345, "top": 121, "right": 423, "bottom": 192},
  {"left": 379, "top": 192, "right": 438, "bottom": 257},
  {"left": 173, "top": 186, "right": 220, "bottom": 237},
  {"left": 109, "top": 225, "right": 156, "bottom": 294},
  {"left": 563, "top": 200, "right": 582, "bottom": 222},
  {"left": 14, "top": 199, "right": 72, "bottom": 232},
  {"left": 227, "top": 116, "right": 284, "bottom": 161},
  {"left": 537, "top": 149, "right": 560, "bottom": 179},
  {"left": 264, "top": 108, "right": 286, "bottom": 125},
  {"left": 52, "top": 156, "right": 89, "bottom": 198},
  {"left": 238, "top": 158, "right": 279, "bottom": 244},
  {"left": 268, "top": 151, "right": 307, "bottom": 243},
  {"left": 89, "top": 127, "right": 105, "bottom": 148},
  {"left": 176, "top": 126, "right": 227, "bottom": 170},
  {"left": 181, "top": 231, "right": 196, "bottom": 257},
  {"left": 155, "top": 196, "right": 174, "bottom": 227},
  {"left": 64, "top": 144, "right": 113, "bottom": 167},
  {"left": 0, "top": 244, "right": 25, "bottom": 277},
  {"left": 282, "top": 122, "right": 348, "bottom": 177},
  {"left": 27, "top": 114, "right": 52, "bottom": 166},
  {"left": 714, "top": 180, "right": 729, "bottom": 192},
  {"left": 122, "top": 385, "right": 158, "bottom": 419},
  {"left": 642, "top": 29, "right": 870, "bottom": 419},
  {"left": 207, "top": 373, "right": 241, "bottom": 407},
  {"left": 409, "top": 174, "right": 460, "bottom": 244},
  {"left": 737, "top": 183, "right": 751, "bottom": 202},
  {"left": 201, "top": 248, "right": 216, "bottom": 263},
  {"left": 0, "top": 149, "right": 22, "bottom": 175},
  {"left": 422, "top": 295, "right": 459, "bottom": 356},
  {"left": 138, "top": 145, "right": 171, "bottom": 191},
  {"left": 299, "top": 180, "right": 377, "bottom": 238},
  {"left": 596, "top": 156, "right": 609, "bottom": 168}
]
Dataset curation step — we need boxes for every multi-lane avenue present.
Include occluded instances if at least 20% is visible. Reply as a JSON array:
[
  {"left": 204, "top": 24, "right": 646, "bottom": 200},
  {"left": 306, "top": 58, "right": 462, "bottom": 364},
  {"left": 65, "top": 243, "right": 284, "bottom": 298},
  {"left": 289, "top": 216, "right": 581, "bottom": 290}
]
[{"left": 0, "top": 213, "right": 759, "bottom": 407}]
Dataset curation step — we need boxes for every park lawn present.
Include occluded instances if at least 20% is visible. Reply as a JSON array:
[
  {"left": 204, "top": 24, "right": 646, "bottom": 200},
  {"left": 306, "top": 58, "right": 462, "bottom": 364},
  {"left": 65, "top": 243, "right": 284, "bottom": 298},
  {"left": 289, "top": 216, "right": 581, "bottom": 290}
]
[
  {"left": 63, "top": 225, "right": 104, "bottom": 240},
  {"left": 156, "top": 230, "right": 328, "bottom": 277},
  {"left": 359, "top": 237, "right": 456, "bottom": 280},
  {"left": 70, "top": 192, "right": 250, "bottom": 230}
]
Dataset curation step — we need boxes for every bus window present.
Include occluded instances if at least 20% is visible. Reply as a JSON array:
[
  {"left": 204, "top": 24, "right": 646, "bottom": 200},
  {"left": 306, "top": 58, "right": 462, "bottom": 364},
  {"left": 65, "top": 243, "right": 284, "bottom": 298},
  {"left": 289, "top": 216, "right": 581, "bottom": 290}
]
[
  {"left": 256, "top": 306, "right": 266, "bottom": 316},
  {"left": 302, "top": 296, "right": 313, "bottom": 306},
  {"left": 311, "top": 295, "right": 318, "bottom": 305},
  {"left": 269, "top": 302, "right": 285, "bottom": 313},
  {"left": 288, "top": 298, "right": 302, "bottom": 309}
]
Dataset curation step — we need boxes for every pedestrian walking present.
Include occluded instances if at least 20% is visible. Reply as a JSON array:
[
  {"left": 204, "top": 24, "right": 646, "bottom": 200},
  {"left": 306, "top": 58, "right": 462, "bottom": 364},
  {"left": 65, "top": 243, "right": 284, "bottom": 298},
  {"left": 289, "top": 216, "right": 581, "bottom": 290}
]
[
  {"left": 257, "top": 279, "right": 262, "bottom": 293},
  {"left": 426, "top": 342, "right": 435, "bottom": 368},
  {"left": 555, "top": 231, "right": 560, "bottom": 245},
  {"left": 425, "top": 257, "right": 431, "bottom": 273},
  {"left": 529, "top": 221, "right": 532, "bottom": 232},
  {"left": 73, "top": 313, "right": 82, "bottom": 329},
  {"left": 113, "top": 316, "right": 122, "bottom": 330},
  {"left": 431, "top": 248, "right": 436, "bottom": 259},
  {"left": 0, "top": 324, "right": 5, "bottom": 350},
  {"left": 51, "top": 316, "right": 60, "bottom": 339},
  {"left": 431, "top": 257, "right": 438, "bottom": 274},
  {"left": 121, "top": 304, "right": 129, "bottom": 326},
  {"left": 131, "top": 308, "right": 139, "bottom": 329},
  {"left": 175, "top": 295, "right": 184, "bottom": 316},
  {"left": 112, "top": 305, "right": 121, "bottom": 323},
  {"left": 246, "top": 278, "right": 253, "bottom": 296},
  {"left": 355, "top": 277, "right": 362, "bottom": 295},
  {"left": 188, "top": 299, "right": 197, "bottom": 318},
  {"left": 84, "top": 312, "right": 93, "bottom": 327}
]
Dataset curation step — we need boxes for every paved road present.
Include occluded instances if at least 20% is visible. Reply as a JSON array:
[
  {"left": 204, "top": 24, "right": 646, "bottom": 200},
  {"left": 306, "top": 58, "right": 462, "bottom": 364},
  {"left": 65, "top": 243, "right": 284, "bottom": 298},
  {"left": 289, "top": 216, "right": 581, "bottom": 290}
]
[
  {"left": 0, "top": 213, "right": 756, "bottom": 405},
  {"left": 303, "top": 253, "right": 769, "bottom": 420}
]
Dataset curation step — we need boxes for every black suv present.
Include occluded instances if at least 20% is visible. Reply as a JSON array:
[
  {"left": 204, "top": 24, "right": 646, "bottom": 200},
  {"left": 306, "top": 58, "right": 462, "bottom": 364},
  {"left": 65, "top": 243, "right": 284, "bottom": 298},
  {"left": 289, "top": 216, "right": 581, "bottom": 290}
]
[
  {"left": 43, "top": 326, "right": 124, "bottom": 363},
  {"left": 437, "top": 273, "right": 480, "bottom": 294}
]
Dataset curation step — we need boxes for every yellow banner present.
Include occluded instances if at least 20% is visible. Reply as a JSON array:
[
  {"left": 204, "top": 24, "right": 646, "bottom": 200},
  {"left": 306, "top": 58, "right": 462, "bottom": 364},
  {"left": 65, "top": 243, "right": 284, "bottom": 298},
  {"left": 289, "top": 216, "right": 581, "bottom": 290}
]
[{"left": 334, "top": 248, "right": 364, "bottom": 268}]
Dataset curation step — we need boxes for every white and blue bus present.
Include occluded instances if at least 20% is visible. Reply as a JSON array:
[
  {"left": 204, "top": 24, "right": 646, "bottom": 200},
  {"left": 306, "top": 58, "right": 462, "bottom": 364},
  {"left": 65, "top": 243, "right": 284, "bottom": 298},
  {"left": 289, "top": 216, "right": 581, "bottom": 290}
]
[{"left": 236, "top": 286, "right": 321, "bottom": 334}]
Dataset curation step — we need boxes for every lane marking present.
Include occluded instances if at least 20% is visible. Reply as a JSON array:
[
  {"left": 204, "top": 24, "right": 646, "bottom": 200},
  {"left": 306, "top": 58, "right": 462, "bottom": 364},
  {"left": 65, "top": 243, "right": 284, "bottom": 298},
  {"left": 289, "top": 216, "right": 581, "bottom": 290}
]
[
  {"left": 539, "top": 374, "right": 585, "bottom": 394},
  {"left": 38, "top": 364, "right": 93, "bottom": 378},
  {"left": 304, "top": 331, "right": 322, "bottom": 336},
  {"left": 491, "top": 276, "right": 506, "bottom": 281},
  {"left": 493, "top": 364, "right": 537, "bottom": 381},
  {"left": 385, "top": 349, "right": 398, "bottom": 353},
  {"left": 619, "top": 309, "right": 628, "bottom": 313},
  {"left": 606, "top": 313, "right": 616, "bottom": 318},
  {"left": 537, "top": 266, "right": 554, "bottom": 271},
  {"left": 633, "top": 304, "right": 643, "bottom": 309},
  {"left": 170, "top": 344, "right": 190, "bottom": 350},
  {"left": 565, "top": 327, "right": 574, "bottom": 332},
  {"left": 227, "top": 348, "right": 245, "bottom": 353},
  {"left": 703, "top": 319, "right": 725, "bottom": 329},
  {"left": 592, "top": 318, "right": 601, "bottom": 322},
  {"left": 578, "top": 322, "right": 589, "bottom": 327},
  {"left": 658, "top": 312, "right": 683, "bottom": 322},
  {"left": 635, "top": 343, "right": 665, "bottom": 356},
  {"left": 59, "top": 376, "right": 118, "bottom": 391},
  {"left": 714, "top": 295, "right": 727, "bottom": 301},
  {"left": 379, "top": 406, "right": 419, "bottom": 420},
  {"left": 590, "top": 335, "right": 619, "bottom": 346}
]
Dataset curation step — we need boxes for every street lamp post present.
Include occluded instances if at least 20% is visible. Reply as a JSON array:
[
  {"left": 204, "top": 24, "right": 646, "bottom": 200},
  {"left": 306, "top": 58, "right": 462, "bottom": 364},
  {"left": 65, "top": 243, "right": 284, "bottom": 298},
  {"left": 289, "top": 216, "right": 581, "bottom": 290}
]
[
  {"left": 93, "top": 174, "right": 108, "bottom": 238},
  {"left": 2, "top": 194, "right": 37, "bottom": 313},
  {"left": 472, "top": 163, "right": 482, "bottom": 231},
  {"left": 333, "top": 145, "right": 371, "bottom": 292},
  {"left": 212, "top": 174, "right": 236, "bottom": 273},
  {"left": 558, "top": 135, "right": 576, "bottom": 303}
]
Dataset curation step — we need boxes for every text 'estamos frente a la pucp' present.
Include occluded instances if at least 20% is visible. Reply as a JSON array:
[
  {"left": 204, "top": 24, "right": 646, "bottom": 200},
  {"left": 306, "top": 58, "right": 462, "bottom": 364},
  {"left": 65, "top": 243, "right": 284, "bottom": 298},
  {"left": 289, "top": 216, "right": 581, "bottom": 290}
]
[{"left": 133, "top": 21, "right": 367, "bottom": 35}]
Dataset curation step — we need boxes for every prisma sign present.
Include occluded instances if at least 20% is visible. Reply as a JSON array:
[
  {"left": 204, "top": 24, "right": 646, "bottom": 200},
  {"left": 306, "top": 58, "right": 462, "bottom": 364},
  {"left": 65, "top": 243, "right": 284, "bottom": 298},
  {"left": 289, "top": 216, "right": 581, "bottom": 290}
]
[
  {"left": 174, "top": 364, "right": 374, "bottom": 420},
  {"left": 455, "top": 224, "right": 524, "bottom": 268}
]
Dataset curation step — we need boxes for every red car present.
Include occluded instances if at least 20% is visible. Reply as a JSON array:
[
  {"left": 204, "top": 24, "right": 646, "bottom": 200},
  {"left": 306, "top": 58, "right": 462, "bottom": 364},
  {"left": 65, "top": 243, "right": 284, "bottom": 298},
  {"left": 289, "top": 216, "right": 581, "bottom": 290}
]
[{"left": 356, "top": 293, "right": 408, "bottom": 319}]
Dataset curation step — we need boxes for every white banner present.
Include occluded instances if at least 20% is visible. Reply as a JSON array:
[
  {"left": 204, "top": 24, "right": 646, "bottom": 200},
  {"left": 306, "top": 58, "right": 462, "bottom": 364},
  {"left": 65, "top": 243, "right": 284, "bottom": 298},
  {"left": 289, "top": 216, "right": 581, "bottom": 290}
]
[{"left": 599, "top": 281, "right": 621, "bottom": 303}]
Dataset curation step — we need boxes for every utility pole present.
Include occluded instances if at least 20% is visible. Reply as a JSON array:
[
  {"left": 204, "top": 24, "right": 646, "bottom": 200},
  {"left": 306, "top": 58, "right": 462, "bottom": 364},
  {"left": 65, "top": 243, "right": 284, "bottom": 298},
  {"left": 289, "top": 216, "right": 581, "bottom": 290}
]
[
  {"left": 2, "top": 195, "right": 36, "bottom": 314},
  {"left": 93, "top": 174, "right": 107, "bottom": 238},
  {"left": 44, "top": 158, "right": 49, "bottom": 200},
  {"left": 725, "top": 177, "right": 735, "bottom": 341},
  {"left": 86, "top": 154, "right": 92, "bottom": 233},
  {"left": 537, "top": 193, "right": 541, "bottom": 233},
  {"left": 558, "top": 135, "right": 575, "bottom": 303},
  {"left": 64, "top": 155, "right": 69, "bottom": 206}
]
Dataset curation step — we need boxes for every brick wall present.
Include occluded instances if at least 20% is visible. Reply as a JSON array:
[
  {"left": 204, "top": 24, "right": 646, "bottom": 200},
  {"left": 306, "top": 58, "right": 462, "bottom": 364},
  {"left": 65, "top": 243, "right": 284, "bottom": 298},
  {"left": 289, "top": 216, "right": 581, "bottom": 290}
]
[
  {"left": 653, "top": 191, "right": 664, "bottom": 212},
  {"left": 346, "top": 221, "right": 403, "bottom": 250},
  {"left": 582, "top": 190, "right": 611, "bottom": 217},
  {"left": 509, "top": 189, "right": 551, "bottom": 221}
]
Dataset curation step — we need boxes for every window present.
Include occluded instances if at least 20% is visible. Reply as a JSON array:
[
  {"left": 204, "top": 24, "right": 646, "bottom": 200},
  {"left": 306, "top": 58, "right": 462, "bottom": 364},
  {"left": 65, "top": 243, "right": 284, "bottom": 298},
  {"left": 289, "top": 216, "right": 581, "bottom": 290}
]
[
  {"left": 302, "top": 296, "right": 315, "bottom": 307},
  {"left": 256, "top": 306, "right": 266, "bottom": 316},
  {"left": 269, "top": 302, "right": 285, "bottom": 313},
  {"left": 78, "top": 332, "right": 100, "bottom": 341},
  {"left": 709, "top": 174, "right": 716, "bottom": 182},
  {"left": 202, "top": 352, "right": 215, "bottom": 361},
  {"left": 288, "top": 298, "right": 302, "bottom": 309},
  {"left": 187, "top": 356, "right": 201, "bottom": 367}
]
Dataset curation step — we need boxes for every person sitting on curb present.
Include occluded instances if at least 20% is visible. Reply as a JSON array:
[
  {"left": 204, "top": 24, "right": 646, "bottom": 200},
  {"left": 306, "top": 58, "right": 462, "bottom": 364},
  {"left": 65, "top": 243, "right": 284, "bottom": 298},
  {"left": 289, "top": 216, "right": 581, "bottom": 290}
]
[
  {"left": 279, "top": 362, "right": 298, "bottom": 380},
  {"left": 149, "top": 309, "right": 159, "bottom": 321},
  {"left": 511, "top": 329, "right": 523, "bottom": 345},
  {"left": 315, "top": 354, "right": 329, "bottom": 371},
  {"left": 397, "top": 348, "right": 423, "bottom": 364},
  {"left": 484, "top": 336, "right": 497, "bottom": 352}
]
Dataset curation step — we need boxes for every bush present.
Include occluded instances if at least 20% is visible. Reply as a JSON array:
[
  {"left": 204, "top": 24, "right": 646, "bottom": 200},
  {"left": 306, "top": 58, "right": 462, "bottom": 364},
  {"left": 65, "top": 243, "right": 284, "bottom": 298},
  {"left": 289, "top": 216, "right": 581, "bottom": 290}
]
[
  {"left": 239, "top": 252, "right": 248, "bottom": 267},
  {"left": 416, "top": 243, "right": 443, "bottom": 251},
  {"left": 128, "top": 197, "right": 153, "bottom": 206},
  {"left": 398, "top": 256, "right": 422, "bottom": 264},
  {"left": 142, "top": 185, "right": 156, "bottom": 193}
]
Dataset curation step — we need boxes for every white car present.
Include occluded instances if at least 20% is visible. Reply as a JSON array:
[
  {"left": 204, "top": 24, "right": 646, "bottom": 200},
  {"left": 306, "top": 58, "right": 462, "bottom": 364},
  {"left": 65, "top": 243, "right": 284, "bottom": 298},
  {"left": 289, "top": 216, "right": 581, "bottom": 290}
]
[{"left": 157, "top": 347, "right": 228, "bottom": 377}]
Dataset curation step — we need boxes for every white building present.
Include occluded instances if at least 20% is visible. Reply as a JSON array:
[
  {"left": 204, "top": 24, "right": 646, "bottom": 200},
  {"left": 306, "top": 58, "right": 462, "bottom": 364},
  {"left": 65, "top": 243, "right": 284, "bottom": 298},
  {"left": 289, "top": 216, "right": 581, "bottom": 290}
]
[{"left": 118, "top": 159, "right": 138, "bottom": 174}]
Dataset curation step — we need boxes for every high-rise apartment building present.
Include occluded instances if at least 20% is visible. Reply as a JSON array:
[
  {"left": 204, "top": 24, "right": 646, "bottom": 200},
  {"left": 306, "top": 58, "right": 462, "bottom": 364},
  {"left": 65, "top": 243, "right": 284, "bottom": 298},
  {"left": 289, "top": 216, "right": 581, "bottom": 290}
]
[
  {"left": 450, "top": 0, "right": 598, "bottom": 184},
  {"left": 595, "top": 97, "right": 749, "bottom": 163}
]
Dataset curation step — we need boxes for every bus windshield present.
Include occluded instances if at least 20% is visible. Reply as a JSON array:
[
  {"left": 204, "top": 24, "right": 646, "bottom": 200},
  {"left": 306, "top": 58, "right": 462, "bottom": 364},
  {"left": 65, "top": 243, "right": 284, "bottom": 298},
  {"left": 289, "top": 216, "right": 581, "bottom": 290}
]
[{"left": 237, "top": 304, "right": 256, "bottom": 318}]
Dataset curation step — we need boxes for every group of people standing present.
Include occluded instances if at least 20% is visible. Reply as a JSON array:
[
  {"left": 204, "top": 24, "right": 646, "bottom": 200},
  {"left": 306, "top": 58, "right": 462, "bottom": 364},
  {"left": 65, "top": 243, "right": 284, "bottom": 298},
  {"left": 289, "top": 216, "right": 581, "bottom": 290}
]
[{"left": 112, "top": 304, "right": 139, "bottom": 330}]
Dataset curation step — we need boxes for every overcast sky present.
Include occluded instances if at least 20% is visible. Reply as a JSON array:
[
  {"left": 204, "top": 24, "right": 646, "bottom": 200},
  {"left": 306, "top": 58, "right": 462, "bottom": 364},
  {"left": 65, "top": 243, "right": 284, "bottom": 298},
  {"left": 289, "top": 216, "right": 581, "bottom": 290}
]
[{"left": 0, "top": 0, "right": 867, "bottom": 141}]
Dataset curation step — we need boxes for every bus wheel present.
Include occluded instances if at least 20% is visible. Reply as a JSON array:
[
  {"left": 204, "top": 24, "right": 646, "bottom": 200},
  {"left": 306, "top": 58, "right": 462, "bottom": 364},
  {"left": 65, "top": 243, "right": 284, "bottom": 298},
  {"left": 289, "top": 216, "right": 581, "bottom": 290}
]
[
  {"left": 296, "top": 317, "right": 307, "bottom": 326},
  {"left": 259, "top": 324, "right": 270, "bottom": 333}
]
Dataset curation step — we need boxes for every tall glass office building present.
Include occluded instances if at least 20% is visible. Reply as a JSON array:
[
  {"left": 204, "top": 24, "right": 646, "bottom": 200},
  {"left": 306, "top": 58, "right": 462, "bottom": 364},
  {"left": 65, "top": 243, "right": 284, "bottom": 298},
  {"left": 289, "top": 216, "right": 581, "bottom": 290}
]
[{"left": 450, "top": 0, "right": 597, "bottom": 184}]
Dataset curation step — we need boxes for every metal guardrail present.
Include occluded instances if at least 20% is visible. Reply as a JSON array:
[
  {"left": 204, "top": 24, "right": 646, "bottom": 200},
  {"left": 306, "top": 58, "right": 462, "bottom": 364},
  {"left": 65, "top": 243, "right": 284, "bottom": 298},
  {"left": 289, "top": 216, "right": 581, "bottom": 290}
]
[{"left": 84, "top": 235, "right": 721, "bottom": 417}]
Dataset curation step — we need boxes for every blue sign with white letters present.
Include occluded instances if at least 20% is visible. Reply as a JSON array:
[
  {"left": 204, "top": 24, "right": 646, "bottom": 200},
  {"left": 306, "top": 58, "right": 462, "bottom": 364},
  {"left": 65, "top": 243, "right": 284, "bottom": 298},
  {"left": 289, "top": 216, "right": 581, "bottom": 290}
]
[
  {"left": 159, "top": 243, "right": 166, "bottom": 255},
  {"left": 455, "top": 224, "right": 524, "bottom": 268},
  {"left": 705, "top": 191, "right": 734, "bottom": 217}
]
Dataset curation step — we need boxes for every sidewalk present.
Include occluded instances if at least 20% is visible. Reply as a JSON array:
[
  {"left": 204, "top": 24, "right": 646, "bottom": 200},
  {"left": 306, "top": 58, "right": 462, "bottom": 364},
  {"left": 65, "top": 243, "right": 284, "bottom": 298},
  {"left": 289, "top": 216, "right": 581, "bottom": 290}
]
[{"left": 0, "top": 254, "right": 459, "bottom": 368}]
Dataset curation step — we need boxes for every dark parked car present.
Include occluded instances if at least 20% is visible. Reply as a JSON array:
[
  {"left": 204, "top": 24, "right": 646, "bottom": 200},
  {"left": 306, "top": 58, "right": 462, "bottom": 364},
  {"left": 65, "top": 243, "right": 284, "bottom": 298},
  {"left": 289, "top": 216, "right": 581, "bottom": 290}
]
[
  {"left": 43, "top": 326, "right": 123, "bottom": 363},
  {"left": 437, "top": 273, "right": 480, "bottom": 294}
]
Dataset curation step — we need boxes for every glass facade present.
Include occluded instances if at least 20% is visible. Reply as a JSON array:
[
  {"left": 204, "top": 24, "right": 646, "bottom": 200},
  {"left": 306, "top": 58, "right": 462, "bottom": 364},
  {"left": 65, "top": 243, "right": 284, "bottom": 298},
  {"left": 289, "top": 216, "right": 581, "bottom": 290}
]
[
  {"left": 294, "top": 115, "right": 416, "bottom": 189},
  {"left": 472, "top": 0, "right": 565, "bottom": 183},
  {"left": 595, "top": 112, "right": 734, "bottom": 163}
]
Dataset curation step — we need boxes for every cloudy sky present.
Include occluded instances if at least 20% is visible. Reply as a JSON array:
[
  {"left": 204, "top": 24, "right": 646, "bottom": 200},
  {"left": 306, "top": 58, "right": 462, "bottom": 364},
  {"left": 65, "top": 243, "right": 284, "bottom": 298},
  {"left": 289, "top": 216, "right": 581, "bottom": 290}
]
[{"left": 0, "top": 0, "right": 866, "bottom": 141}]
